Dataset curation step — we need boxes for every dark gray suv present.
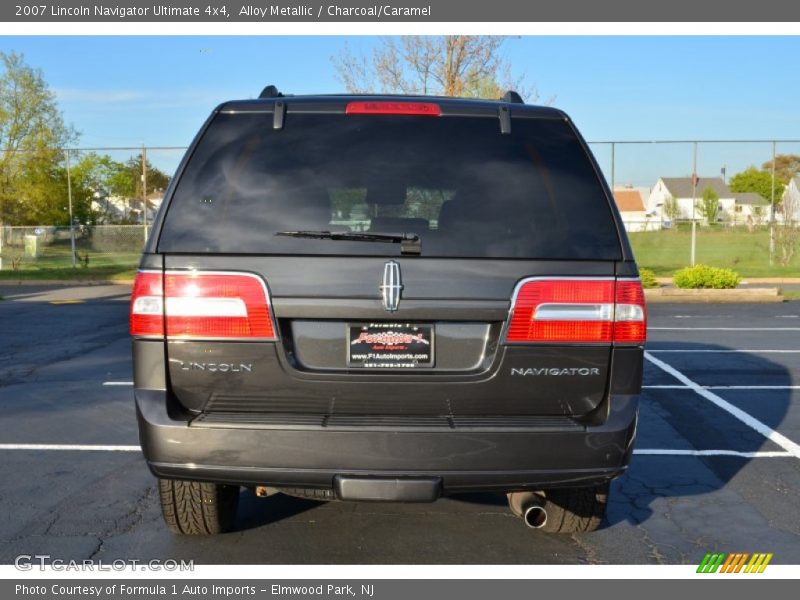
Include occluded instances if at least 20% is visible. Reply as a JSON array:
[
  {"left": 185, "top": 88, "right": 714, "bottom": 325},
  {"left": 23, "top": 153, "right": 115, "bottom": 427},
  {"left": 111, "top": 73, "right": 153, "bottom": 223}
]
[{"left": 131, "top": 87, "right": 645, "bottom": 535}]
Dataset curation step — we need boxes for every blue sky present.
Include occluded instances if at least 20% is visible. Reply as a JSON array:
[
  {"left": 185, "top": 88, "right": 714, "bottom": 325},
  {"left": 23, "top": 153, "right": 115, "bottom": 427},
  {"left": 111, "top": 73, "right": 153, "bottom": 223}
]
[{"left": 3, "top": 36, "right": 800, "bottom": 185}]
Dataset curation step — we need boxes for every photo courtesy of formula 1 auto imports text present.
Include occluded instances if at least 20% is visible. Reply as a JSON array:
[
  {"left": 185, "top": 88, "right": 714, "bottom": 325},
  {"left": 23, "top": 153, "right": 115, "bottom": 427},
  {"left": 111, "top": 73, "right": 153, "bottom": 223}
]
[{"left": 0, "top": 0, "right": 799, "bottom": 596}]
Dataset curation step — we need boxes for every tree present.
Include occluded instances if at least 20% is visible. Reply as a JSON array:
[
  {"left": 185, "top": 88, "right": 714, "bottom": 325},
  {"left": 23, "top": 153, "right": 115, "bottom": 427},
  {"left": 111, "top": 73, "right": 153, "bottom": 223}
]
[
  {"left": 11, "top": 150, "right": 69, "bottom": 225},
  {"left": 125, "top": 153, "right": 170, "bottom": 199},
  {"left": 774, "top": 184, "right": 800, "bottom": 266},
  {"left": 82, "top": 153, "right": 171, "bottom": 224},
  {"left": 662, "top": 195, "right": 680, "bottom": 222},
  {"left": 333, "top": 36, "right": 540, "bottom": 101},
  {"left": 763, "top": 154, "right": 800, "bottom": 183},
  {"left": 729, "top": 166, "right": 786, "bottom": 206},
  {"left": 69, "top": 152, "right": 171, "bottom": 224},
  {"left": 697, "top": 186, "right": 720, "bottom": 224},
  {"left": 0, "top": 51, "right": 76, "bottom": 225},
  {"left": 70, "top": 152, "right": 131, "bottom": 224}
]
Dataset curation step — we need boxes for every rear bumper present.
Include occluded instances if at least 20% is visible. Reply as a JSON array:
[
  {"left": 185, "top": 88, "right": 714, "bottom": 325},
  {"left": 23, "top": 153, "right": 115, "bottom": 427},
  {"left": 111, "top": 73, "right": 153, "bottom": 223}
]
[{"left": 136, "top": 390, "right": 638, "bottom": 494}]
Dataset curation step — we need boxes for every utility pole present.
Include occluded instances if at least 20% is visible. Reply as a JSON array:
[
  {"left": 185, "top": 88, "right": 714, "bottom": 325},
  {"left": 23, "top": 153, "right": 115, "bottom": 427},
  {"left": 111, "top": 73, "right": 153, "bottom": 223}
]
[
  {"left": 769, "top": 141, "right": 776, "bottom": 265},
  {"left": 690, "top": 142, "right": 698, "bottom": 267},
  {"left": 66, "top": 149, "right": 77, "bottom": 268},
  {"left": 142, "top": 145, "right": 148, "bottom": 244}
]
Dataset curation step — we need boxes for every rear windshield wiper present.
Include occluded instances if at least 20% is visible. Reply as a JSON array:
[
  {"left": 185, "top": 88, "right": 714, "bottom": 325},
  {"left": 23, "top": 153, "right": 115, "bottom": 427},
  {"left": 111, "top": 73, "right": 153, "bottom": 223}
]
[{"left": 275, "top": 230, "right": 421, "bottom": 255}]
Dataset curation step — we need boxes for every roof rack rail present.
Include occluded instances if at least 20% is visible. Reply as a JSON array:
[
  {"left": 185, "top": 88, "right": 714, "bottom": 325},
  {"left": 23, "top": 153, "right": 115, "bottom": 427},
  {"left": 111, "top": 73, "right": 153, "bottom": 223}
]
[
  {"left": 502, "top": 90, "right": 524, "bottom": 104},
  {"left": 259, "top": 85, "right": 284, "bottom": 99}
]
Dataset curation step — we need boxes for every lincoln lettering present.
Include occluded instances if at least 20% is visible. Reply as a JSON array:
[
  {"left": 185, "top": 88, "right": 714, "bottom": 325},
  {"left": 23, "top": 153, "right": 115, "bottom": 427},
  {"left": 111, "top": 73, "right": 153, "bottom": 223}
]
[
  {"left": 511, "top": 367, "right": 601, "bottom": 376},
  {"left": 179, "top": 362, "right": 253, "bottom": 373}
]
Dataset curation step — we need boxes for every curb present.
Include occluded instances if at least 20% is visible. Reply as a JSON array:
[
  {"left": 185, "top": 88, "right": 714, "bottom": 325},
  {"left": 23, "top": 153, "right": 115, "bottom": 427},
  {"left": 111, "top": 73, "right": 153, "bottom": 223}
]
[
  {"left": 740, "top": 278, "right": 800, "bottom": 284},
  {"left": 645, "top": 287, "right": 783, "bottom": 303}
]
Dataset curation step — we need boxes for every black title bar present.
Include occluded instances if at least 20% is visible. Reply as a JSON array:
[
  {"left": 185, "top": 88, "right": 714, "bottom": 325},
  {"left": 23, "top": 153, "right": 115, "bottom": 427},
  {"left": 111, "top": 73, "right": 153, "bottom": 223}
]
[{"left": 3, "top": 0, "right": 800, "bottom": 22}]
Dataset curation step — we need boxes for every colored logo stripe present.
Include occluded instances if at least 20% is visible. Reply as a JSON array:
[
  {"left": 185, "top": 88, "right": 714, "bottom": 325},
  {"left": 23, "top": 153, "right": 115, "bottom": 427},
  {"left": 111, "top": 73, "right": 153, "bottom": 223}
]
[
  {"left": 697, "top": 553, "right": 726, "bottom": 573},
  {"left": 728, "top": 553, "right": 749, "bottom": 573},
  {"left": 697, "top": 552, "right": 772, "bottom": 573},
  {"left": 720, "top": 553, "right": 737, "bottom": 573},
  {"left": 744, "top": 553, "right": 773, "bottom": 573}
]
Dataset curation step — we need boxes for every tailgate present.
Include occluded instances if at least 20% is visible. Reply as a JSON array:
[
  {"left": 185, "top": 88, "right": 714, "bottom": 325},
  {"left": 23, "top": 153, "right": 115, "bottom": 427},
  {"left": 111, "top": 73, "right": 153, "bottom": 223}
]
[{"left": 157, "top": 256, "right": 629, "bottom": 418}]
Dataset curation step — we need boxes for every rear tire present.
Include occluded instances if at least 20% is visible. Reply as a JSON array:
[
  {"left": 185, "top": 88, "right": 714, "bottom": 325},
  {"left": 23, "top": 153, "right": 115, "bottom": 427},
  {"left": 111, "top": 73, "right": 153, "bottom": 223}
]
[
  {"left": 537, "top": 483, "right": 609, "bottom": 533},
  {"left": 158, "top": 478, "right": 240, "bottom": 535}
]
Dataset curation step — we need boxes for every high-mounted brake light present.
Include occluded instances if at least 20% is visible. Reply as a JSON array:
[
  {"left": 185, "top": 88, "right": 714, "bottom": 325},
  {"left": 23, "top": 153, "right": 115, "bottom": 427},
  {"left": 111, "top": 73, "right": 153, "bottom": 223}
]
[
  {"left": 505, "top": 278, "right": 646, "bottom": 345},
  {"left": 345, "top": 101, "right": 441, "bottom": 116},
  {"left": 129, "top": 271, "right": 277, "bottom": 340}
]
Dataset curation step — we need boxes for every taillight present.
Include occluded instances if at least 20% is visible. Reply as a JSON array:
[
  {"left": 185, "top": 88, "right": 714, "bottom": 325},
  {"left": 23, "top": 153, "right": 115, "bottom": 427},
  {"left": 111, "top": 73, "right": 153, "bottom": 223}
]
[
  {"left": 613, "top": 279, "right": 647, "bottom": 343},
  {"left": 129, "top": 271, "right": 277, "bottom": 340},
  {"left": 505, "top": 278, "right": 646, "bottom": 345},
  {"left": 345, "top": 101, "right": 441, "bottom": 116},
  {"left": 130, "top": 271, "right": 164, "bottom": 338}
]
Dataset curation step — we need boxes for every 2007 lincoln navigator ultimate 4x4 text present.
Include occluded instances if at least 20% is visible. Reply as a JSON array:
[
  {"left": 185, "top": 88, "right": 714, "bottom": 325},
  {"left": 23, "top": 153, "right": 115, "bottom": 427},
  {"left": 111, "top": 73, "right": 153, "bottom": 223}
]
[{"left": 131, "top": 87, "right": 646, "bottom": 535}]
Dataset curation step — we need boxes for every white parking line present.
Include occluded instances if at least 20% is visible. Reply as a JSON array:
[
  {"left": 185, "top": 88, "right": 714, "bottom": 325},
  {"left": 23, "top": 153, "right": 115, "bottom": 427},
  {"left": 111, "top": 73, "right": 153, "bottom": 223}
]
[
  {"left": 103, "top": 381, "right": 133, "bottom": 386},
  {"left": 0, "top": 444, "right": 140, "bottom": 451},
  {"left": 644, "top": 385, "right": 800, "bottom": 390},
  {"left": 643, "top": 385, "right": 691, "bottom": 389},
  {"left": 644, "top": 351, "right": 800, "bottom": 459},
  {"left": 665, "top": 315, "right": 799, "bottom": 319},
  {"left": 648, "top": 349, "right": 800, "bottom": 354},
  {"left": 706, "top": 386, "right": 800, "bottom": 390}
]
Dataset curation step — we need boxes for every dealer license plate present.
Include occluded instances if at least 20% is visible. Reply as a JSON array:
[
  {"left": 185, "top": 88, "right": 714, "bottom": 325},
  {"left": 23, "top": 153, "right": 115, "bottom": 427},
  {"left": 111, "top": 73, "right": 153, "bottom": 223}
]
[{"left": 347, "top": 323, "right": 434, "bottom": 369}]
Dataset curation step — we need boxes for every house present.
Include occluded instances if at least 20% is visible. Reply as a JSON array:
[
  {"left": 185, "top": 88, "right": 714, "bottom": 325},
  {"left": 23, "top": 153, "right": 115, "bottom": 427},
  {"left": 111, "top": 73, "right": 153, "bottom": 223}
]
[
  {"left": 647, "top": 176, "right": 735, "bottom": 223},
  {"left": 731, "top": 192, "right": 769, "bottom": 226},
  {"left": 144, "top": 191, "right": 164, "bottom": 222},
  {"left": 91, "top": 194, "right": 130, "bottom": 223},
  {"left": 613, "top": 187, "right": 659, "bottom": 231},
  {"left": 781, "top": 175, "right": 800, "bottom": 222},
  {"left": 92, "top": 191, "right": 164, "bottom": 224}
]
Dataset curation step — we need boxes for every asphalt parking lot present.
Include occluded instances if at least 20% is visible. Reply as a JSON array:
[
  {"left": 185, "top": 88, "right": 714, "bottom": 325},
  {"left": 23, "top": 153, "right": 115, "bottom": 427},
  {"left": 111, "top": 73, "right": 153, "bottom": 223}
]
[{"left": 0, "top": 283, "right": 799, "bottom": 564}]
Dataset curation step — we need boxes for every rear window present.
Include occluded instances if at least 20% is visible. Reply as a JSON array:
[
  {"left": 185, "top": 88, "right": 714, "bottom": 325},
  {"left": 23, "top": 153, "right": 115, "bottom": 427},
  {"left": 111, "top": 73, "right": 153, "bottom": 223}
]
[{"left": 158, "top": 112, "right": 621, "bottom": 259}]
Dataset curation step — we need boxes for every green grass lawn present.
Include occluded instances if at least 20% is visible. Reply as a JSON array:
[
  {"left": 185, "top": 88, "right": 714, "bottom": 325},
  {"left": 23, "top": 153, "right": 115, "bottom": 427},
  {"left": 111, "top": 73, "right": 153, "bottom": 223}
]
[
  {"left": 628, "top": 227, "right": 800, "bottom": 277},
  {"left": 0, "top": 242, "right": 138, "bottom": 281}
]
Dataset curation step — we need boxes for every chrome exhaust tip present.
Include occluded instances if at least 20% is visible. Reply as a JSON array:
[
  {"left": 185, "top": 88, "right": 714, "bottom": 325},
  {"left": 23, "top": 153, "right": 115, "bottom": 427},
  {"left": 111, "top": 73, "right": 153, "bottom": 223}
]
[
  {"left": 507, "top": 491, "right": 548, "bottom": 529},
  {"left": 523, "top": 504, "right": 548, "bottom": 529}
]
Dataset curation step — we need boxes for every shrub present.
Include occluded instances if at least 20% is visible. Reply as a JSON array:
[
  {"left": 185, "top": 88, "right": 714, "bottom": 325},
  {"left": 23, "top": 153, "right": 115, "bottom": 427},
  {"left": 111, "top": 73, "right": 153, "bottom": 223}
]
[
  {"left": 673, "top": 264, "right": 741, "bottom": 289},
  {"left": 638, "top": 268, "right": 659, "bottom": 289}
]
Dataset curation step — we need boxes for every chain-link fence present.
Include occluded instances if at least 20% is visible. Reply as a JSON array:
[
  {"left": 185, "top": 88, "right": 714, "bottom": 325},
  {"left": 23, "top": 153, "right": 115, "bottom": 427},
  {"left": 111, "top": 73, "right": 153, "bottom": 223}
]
[
  {"left": 1, "top": 140, "right": 799, "bottom": 277},
  {"left": 0, "top": 225, "right": 147, "bottom": 274}
]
